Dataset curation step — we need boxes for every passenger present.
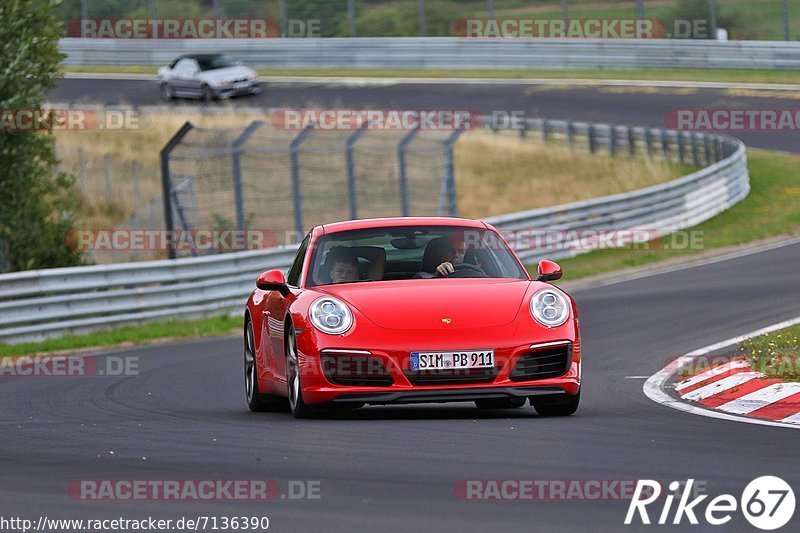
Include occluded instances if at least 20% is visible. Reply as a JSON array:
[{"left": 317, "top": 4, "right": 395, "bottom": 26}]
[{"left": 328, "top": 250, "right": 360, "bottom": 283}]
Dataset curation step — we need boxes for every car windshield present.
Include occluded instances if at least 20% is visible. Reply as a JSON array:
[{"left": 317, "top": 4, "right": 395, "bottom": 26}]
[
  {"left": 306, "top": 225, "right": 527, "bottom": 286},
  {"left": 196, "top": 55, "right": 237, "bottom": 71}
]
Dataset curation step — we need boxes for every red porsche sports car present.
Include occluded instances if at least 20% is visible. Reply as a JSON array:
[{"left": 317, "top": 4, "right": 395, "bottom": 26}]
[{"left": 243, "top": 217, "right": 581, "bottom": 418}]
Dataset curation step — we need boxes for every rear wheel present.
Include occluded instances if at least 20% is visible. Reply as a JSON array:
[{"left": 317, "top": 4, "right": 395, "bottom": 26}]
[
  {"left": 474, "top": 398, "right": 527, "bottom": 409},
  {"left": 244, "top": 319, "right": 285, "bottom": 412},
  {"left": 286, "top": 324, "right": 315, "bottom": 419},
  {"left": 530, "top": 390, "right": 580, "bottom": 416}
]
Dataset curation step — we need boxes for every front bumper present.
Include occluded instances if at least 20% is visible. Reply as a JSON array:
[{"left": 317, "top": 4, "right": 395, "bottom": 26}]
[
  {"left": 214, "top": 81, "right": 261, "bottom": 99},
  {"left": 294, "top": 333, "right": 581, "bottom": 405},
  {"left": 330, "top": 386, "right": 568, "bottom": 405}
]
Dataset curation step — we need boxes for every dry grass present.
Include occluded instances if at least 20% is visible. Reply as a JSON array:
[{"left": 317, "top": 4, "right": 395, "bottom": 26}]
[
  {"left": 54, "top": 108, "right": 271, "bottom": 229},
  {"left": 455, "top": 129, "right": 688, "bottom": 219}
]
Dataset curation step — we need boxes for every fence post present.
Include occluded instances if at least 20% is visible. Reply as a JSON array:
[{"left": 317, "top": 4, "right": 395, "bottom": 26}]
[
  {"left": 627, "top": 126, "right": 636, "bottom": 157},
  {"left": 609, "top": 125, "right": 617, "bottom": 156},
  {"left": 690, "top": 132, "right": 700, "bottom": 166},
  {"left": 345, "top": 122, "right": 370, "bottom": 220},
  {"left": 160, "top": 121, "right": 194, "bottom": 259},
  {"left": 398, "top": 126, "right": 421, "bottom": 217},
  {"left": 783, "top": 0, "right": 791, "bottom": 41},
  {"left": 418, "top": 0, "right": 427, "bottom": 36},
  {"left": 442, "top": 128, "right": 465, "bottom": 216},
  {"left": 542, "top": 119, "right": 550, "bottom": 143},
  {"left": 279, "top": 0, "right": 288, "bottom": 37},
  {"left": 132, "top": 160, "right": 141, "bottom": 211},
  {"left": 348, "top": 0, "right": 357, "bottom": 37},
  {"left": 290, "top": 124, "right": 315, "bottom": 237},
  {"left": 231, "top": 120, "right": 263, "bottom": 231},
  {"left": 588, "top": 123, "right": 597, "bottom": 154},
  {"left": 709, "top": 0, "right": 718, "bottom": 39},
  {"left": 567, "top": 121, "right": 574, "bottom": 148},
  {"left": 645, "top": 128, "right": 653, "bottom": 157},
  {"left": 0, "top": 238, "right": 9, "bottom": 273},
  {"left": 103, "top": 154, "right": 112, "bottom": 202},
  {"left": 660, "top": 128, "right": 669, "bottom": 159},
  {"left": 703, "top": 134, "right": 712, "bottom": 165},
  {"left": 77, "top": 147, "right": 86, "bottom": 181},
  {"left": 678, "top": 132, "right": 686, "bottom": 164}
]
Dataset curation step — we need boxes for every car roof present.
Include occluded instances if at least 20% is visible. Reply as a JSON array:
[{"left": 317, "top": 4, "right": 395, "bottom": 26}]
[{"left": 317, "top": 217, "right": 487, "bottom": 235}]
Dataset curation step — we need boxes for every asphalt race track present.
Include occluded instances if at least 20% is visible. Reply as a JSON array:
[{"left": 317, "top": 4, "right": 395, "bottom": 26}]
[
  {"left": 1, "top": 78, "right": 797, "bottom": 531},
  {"left": 50, "top": 77, "right": 800, "bottom": 153}
]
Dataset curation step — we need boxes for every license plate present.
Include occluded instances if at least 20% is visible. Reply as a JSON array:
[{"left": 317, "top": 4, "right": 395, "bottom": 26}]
[
  {"left": 233, "top": 82, "right": 250, "bottom": 89},
  {"left": 410, "top": 350, "right": 494, "bottom": 371}
]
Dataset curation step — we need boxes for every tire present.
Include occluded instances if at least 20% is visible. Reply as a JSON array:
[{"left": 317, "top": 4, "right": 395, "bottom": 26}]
[
  {"left": 160, "top": 82, "right": 174, "bottom": 101},
  {"left": 201, "top": 84, "right": 214, "bottom": 102},
  {"left": 244, "top": 319, "right": 286, "bottom": 412},
  {"left": 530, "top": 390, "right": 580, "bottom": 416},
  {"left": 285, "top": 323, "right": 315, "bottom": 419},
  {"left": 474, "top": 398, "right": 527, "bottom": 409}
]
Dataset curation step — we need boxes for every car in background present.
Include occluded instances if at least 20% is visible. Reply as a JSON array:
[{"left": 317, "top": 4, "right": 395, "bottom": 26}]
[
  {"left": 157, "top": 54, "right": 260, "bottom": 101},
  {"left": 243, "top": 217, "right": 582, "bottom": 419}
]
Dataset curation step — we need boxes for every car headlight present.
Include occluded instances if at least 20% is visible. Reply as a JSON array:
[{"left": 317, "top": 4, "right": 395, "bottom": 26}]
[
  {"left": 530, "top": 289, "right": 570, "bottom": 327},
  {"left": 309, "top": 297, "right": 354, "bottom": 335}
]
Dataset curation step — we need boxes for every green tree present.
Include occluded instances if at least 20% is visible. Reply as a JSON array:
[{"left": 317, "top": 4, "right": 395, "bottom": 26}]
[{"left": 0, "top": 0, "right": 84, "bottom": 272}]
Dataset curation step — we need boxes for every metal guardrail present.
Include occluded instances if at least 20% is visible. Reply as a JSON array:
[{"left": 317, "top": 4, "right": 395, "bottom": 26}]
[
  {"left": 60, "top": 37, "right": 800, "bottom": 70},
  {"left": 0, "top": 118, "right": 748, "bottom": 343}
]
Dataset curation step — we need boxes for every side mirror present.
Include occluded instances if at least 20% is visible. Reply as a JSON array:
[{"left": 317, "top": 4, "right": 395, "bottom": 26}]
[
  {"left": 536, "top": 260, "right": 563, "bottom": 282},
  {"left": 256, "top": 269, "right": 290, "bottom": 296}
]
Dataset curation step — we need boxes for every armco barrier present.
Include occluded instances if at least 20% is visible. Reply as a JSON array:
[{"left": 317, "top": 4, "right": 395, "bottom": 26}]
[
  {"left": 59, "top": 37, "right": 800, "bottom": 70},
  {"left": 0, "top": 118, "right": 748, "bottom": 343}
]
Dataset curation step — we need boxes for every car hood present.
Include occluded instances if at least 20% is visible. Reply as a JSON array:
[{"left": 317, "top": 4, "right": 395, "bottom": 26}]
[
  {"left": 317, "top": 279, "right": 531, "bottom": 330},
  {"left": 200, "top": 66, "right": 256, "bottom": 83}
]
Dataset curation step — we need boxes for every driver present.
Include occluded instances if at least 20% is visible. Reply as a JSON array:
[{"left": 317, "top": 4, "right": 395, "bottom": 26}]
[
  {"left": 416, "top": 235, "right": 475, "bottom": 278},
  {"left": 432, "top": 238, "right": 465, "bottom": 277}
]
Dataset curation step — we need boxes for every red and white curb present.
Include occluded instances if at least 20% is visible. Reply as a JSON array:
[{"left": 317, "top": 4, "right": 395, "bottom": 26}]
[{"left": 644, "top": 316, "right": 800, "bottom": 429}]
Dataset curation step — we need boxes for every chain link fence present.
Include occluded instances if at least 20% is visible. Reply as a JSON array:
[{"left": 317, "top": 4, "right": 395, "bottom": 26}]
[{"left": 161, "top": 120, "right": 462, "bottom": 258}]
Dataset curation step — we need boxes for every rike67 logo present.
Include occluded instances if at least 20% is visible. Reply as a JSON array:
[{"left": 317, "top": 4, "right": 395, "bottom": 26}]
[{"left": 626, "top": 477, "right": 795, "bottom": 530}]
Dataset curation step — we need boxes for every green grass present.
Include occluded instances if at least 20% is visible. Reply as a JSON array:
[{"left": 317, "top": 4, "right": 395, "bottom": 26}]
[
  {"left": 64, "top": 65, "right": 800, "bottom": 85},
  {"left": 0, "top": 315, "right": 241, "bottom": 357},
  {"left": 741, "top": 325, "right": 800, "bottom": 381},
  {"left": 539, "top": 149, "right": 800, "bottom": 281}
]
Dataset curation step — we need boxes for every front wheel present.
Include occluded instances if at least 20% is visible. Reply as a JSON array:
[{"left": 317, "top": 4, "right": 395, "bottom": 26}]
[
  {"left": 244, "top": 319, "right": 285, "bottom": 412},
  {"left": 530, "top": 390, "right": 580, "bottom": 416},
  {"left": 160, "top": 82, "right": 174, "bottom": 101},
  {"left": 201, "top": 84, "right": 215, "bottom": 102},
  {"left": 286, "top": 324, "right": 315, "bottom": 419}
]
